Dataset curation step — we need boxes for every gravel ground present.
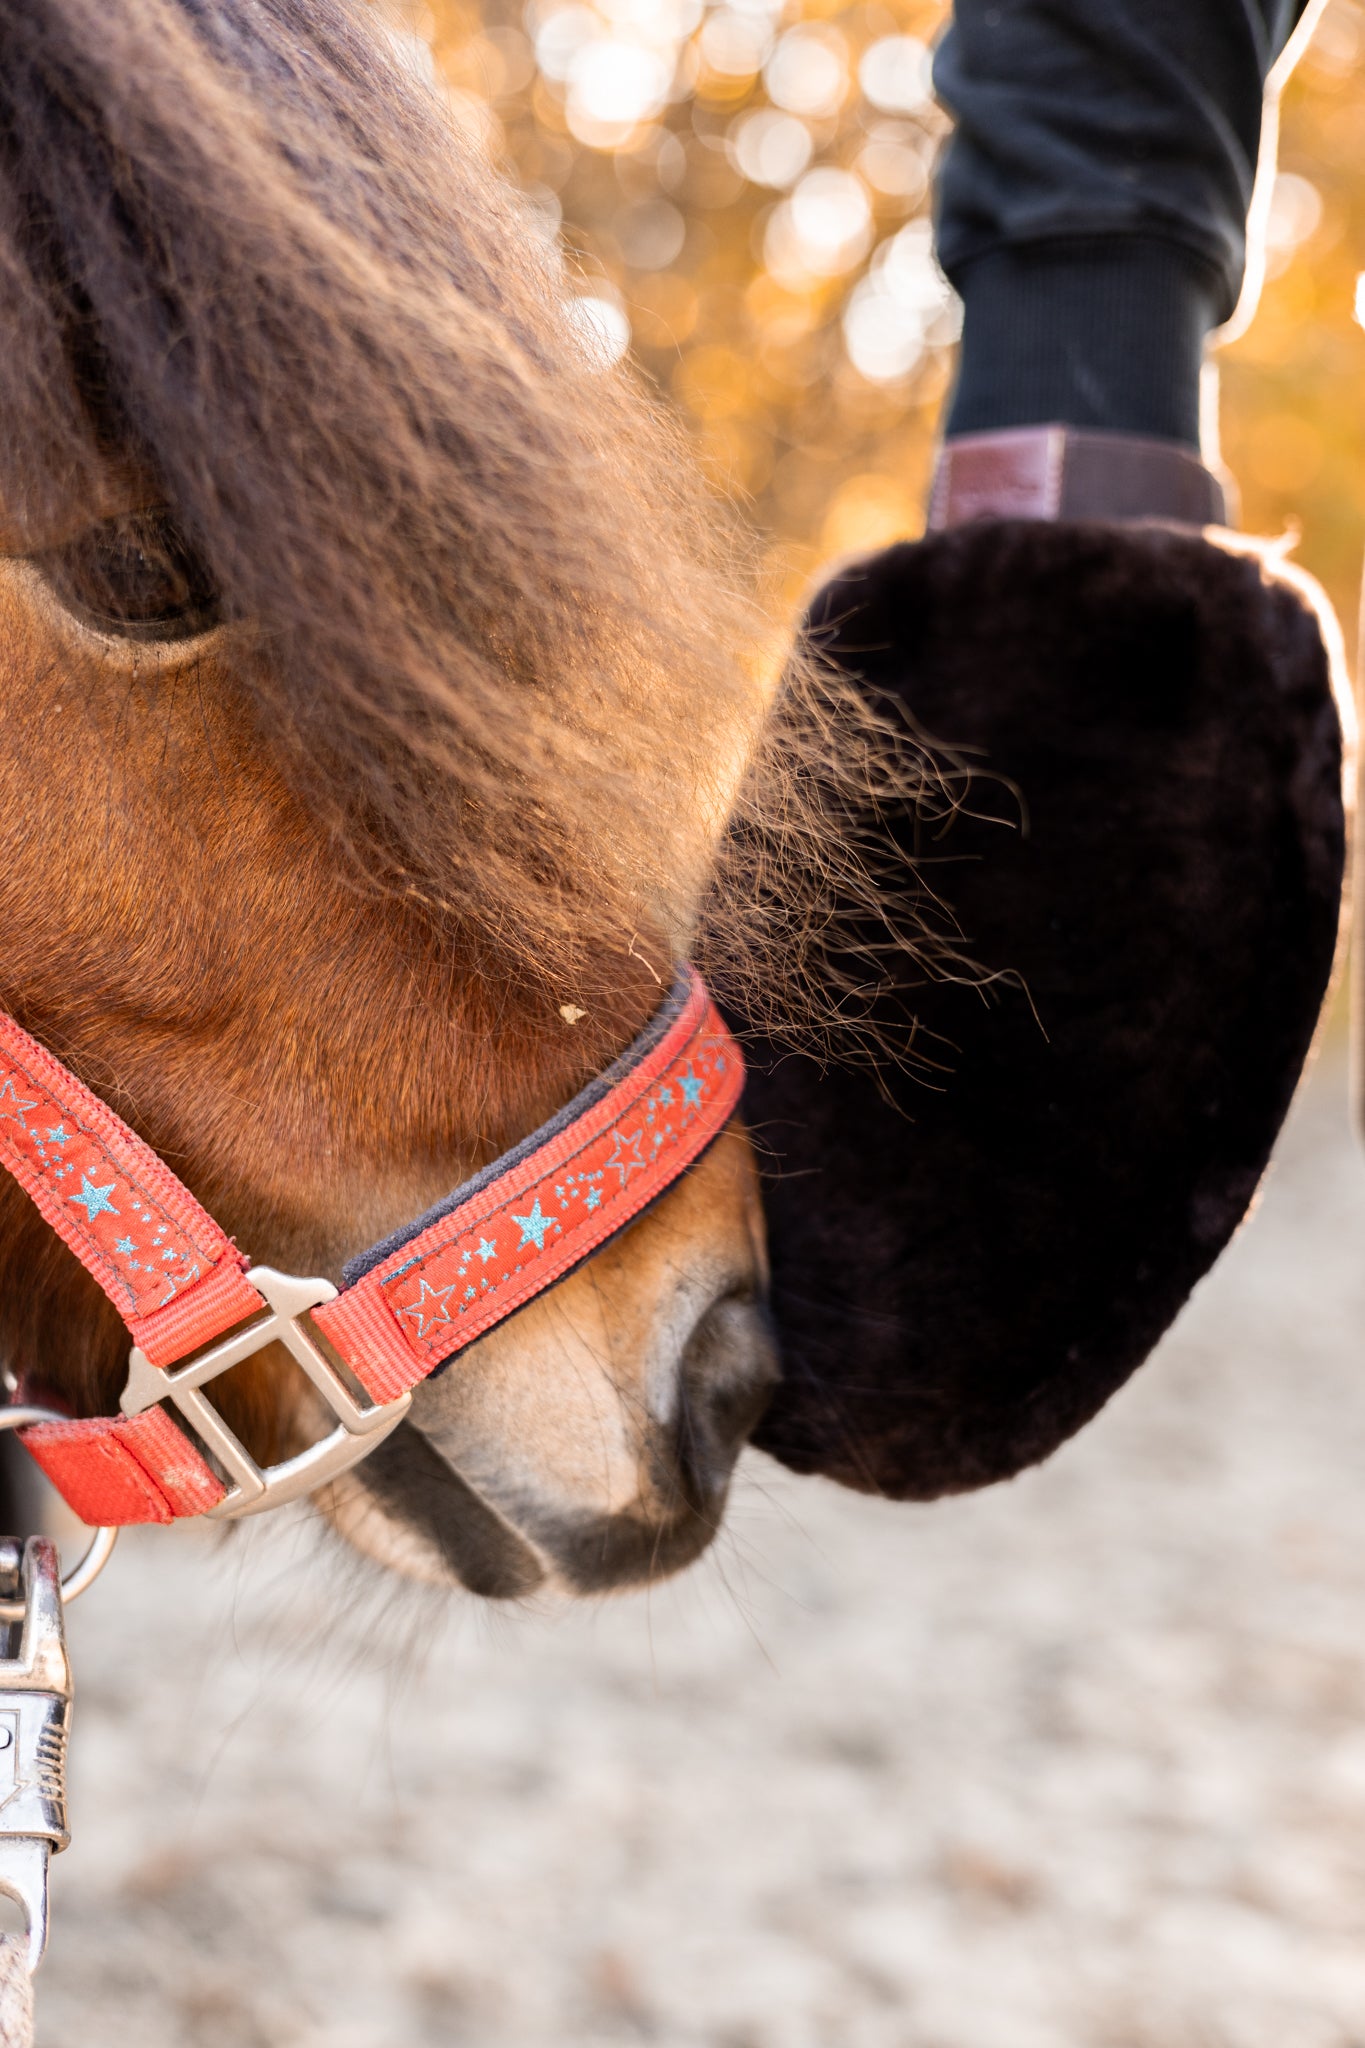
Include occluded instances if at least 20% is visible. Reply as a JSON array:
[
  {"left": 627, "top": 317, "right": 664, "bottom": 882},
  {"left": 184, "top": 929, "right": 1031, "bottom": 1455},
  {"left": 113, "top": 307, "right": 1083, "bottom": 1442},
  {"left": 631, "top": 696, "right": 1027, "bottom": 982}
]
[{"left": 27, "top": 1046, "right": 1365, "bottom": 2048}]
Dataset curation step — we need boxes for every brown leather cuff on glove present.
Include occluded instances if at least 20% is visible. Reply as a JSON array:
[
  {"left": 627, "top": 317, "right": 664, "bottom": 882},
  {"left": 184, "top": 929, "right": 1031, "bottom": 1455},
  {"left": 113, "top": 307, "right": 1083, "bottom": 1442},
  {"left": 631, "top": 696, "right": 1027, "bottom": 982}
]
[{"left": 928, "top": 424, "right": 1227, "bottom": 530}]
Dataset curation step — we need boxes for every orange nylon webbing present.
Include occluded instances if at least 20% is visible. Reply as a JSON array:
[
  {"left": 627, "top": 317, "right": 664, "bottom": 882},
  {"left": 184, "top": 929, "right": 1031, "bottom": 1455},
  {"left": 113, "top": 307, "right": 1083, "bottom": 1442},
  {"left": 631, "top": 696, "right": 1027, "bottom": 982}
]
[{"left": 0, "top": 971, "right": 743, "bottom": 1526}]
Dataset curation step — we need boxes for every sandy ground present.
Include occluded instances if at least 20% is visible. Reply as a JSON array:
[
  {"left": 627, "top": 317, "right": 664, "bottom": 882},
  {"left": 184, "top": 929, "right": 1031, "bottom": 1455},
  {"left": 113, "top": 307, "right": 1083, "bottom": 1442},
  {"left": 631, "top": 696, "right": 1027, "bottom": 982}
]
[{"left": 25, "top": 1046, "right": 1365, "bottom": 2048}]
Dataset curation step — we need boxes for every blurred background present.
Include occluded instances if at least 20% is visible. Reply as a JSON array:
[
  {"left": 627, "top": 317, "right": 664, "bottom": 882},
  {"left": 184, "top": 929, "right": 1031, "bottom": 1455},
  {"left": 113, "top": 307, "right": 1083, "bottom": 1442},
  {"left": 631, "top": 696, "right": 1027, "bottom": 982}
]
[
  {"left": 34, "top": 4, "right": 1365, "bottom": 2044},
  {"left": 42, "top": 1027, "right": 1365, "bottom": 2048},
  {"left": 416, "top": 0, "right": 1365, "bottom": 636}
]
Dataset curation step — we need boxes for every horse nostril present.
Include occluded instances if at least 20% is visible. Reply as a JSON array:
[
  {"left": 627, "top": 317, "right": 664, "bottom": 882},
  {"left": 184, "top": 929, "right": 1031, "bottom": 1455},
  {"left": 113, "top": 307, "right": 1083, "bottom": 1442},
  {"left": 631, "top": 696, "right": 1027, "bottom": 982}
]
[
  {"left": 533, "top": 1291, "right": 778, "bottom": 1596},
  {"left": 673, "top": 1290, "right": 781, "bottom": 1502},
  {"left": 335, "top": 1280, "right": 781, "bottom": 1599}
]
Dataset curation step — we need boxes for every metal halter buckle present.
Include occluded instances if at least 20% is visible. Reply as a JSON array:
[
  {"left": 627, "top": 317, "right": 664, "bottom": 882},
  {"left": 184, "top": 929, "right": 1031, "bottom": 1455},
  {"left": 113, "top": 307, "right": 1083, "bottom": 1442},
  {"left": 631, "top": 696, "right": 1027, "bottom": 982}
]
[{"left": 119, "top": 1265, "right": 411, "bottom": 1520}]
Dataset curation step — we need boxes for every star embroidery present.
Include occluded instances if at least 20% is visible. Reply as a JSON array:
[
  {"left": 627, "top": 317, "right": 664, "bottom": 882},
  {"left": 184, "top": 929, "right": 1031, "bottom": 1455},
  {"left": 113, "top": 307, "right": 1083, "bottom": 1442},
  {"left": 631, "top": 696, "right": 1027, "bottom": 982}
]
[
  {"left": 679, "top": 1066, "right": 705, "bottom": 1111},
  {"left": 113, "top": 1236, "right": 137, "bottom": 1257},
  {"left": 585, "top": 1187, "right": 601, "bottom": 1212},
  {"left": 70, "top": 1175, "right": 118, "bottom": 1222},
  {"left": 512, "top": 1198, "right": 552, "bottom": 1251},
  {"left": 657, "top": 1086, "right": 674, "bottom": 1108},
  {"left": 605, "top": 1127, "right": 646, "bottom": 1186},
  {"left": 0, "top": 1079, "right": 37, "bottom": 1131},
  {"left": 45, "top": 1125, "right": 70, "bottom": 1148},
  {"left": 400, "top": 1277, "right": 456, "bottom": 1339},
  {"left": 476, "top": 1237, "right": 497, "bottom": 1263},
  {"left": 157, "top": 1262, "right": 200, "bottom": 1308}
]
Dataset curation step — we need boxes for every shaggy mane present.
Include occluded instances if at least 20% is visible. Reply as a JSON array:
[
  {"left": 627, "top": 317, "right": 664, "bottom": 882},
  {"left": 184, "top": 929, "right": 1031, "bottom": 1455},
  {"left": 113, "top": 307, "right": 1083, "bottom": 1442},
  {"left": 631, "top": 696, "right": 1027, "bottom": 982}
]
[{"left": 0, "top": 0, "right": 947, "bottom": 1024}]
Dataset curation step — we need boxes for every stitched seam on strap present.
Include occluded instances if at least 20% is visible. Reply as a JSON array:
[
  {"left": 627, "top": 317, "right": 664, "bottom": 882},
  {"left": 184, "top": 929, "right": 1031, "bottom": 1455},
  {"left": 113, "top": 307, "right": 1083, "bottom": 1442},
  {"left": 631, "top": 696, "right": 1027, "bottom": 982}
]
[
  {"left": 0, "top": 1032, "right": 230, "bottom": 1253},
  {"left": 318, "top": 1002, "right": 742, "bottom": 1393},
  {"left": 0, "top": 1046, "right": 222, "bottom": 1258},
  {"left": 416, "top": 1098, "right": 738, "bottom": 1368},
  {"left": 358, "top": 991, "right": 712, "bottom": 1296},
  {"left": 0, "top": 1024, "right": 237, "bottom": 1318}
]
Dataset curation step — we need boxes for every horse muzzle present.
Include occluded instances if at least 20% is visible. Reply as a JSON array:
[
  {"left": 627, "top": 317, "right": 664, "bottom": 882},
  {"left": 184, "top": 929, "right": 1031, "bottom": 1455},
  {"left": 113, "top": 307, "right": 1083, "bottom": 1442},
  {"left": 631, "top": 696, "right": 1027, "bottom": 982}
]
[
  {"left": 0, "top": 968, "right": 761, "bottom": 1590},
  {"left": 319, "top": 1132, "right": 778, "bottom": 1597}
]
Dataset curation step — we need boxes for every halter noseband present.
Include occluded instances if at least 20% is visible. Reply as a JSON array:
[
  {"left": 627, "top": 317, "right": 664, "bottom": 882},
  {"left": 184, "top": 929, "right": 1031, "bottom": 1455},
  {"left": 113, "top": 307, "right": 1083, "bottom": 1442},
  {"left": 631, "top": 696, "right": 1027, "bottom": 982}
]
[{"left": 0, "top": 968, "right": 741, "bottom": 1527}]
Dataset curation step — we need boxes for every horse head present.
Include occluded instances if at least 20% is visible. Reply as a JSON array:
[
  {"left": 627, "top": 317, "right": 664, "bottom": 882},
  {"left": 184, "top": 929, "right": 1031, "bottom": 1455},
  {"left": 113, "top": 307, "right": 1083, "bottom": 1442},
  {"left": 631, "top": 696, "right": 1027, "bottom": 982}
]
[{"left": 0, "top": 0, "right": 804, "bottom": 1596}]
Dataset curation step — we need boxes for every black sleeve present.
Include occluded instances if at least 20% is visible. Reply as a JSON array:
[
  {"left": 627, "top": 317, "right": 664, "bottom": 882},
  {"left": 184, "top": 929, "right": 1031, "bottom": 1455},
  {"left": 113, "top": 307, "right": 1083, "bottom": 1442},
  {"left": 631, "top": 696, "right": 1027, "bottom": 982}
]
[{"left": 931, "top": 0, "right": 1313, "bottom": 445}]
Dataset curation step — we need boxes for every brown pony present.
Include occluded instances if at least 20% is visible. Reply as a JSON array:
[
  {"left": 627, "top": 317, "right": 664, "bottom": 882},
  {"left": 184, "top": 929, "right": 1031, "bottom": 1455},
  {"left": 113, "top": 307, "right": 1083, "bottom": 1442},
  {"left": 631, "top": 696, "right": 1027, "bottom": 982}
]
[{"left": 0, "top": 0, "right": 933, "bottom": 1597}]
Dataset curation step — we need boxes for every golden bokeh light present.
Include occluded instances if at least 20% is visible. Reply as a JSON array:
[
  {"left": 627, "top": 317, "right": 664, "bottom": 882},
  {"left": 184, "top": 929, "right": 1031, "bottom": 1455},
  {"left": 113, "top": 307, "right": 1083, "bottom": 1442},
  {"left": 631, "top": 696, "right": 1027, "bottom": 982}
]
[
  {"left": 425, "top": 0, "right": 1365, "bottom": 638},
  {"left": 1221, "top": 11, "right": 1365, "bottom": 646}
]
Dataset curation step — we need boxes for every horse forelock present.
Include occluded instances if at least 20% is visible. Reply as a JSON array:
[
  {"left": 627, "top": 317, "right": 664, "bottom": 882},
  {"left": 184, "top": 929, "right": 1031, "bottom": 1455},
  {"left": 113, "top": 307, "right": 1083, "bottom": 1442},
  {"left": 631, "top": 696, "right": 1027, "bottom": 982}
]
[
  {"left": 0, "top": 0, "right": 777, "bottom": 991},
  {"left": 0, "top": 0, "right": 954, "bottom": 1063}
]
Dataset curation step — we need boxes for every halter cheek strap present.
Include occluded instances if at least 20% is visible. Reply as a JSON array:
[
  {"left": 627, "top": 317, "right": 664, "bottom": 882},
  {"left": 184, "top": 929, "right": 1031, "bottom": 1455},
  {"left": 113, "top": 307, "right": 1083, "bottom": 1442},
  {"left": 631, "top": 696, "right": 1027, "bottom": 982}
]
[{"left": 0, "top": 968, "right": 742, "bottom": 1526}]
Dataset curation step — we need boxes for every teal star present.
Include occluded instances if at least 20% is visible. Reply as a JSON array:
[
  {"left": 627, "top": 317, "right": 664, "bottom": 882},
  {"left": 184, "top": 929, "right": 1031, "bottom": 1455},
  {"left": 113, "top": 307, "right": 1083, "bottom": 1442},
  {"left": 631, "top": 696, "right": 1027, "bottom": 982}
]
[
  {"left": 114, "top": 1236, "right": 137, "bottom": 1257},
  {"left": 605, "top": 1127, "right": 646, "bottom": 1186},
  {"left": 156, "top": 1260, "right": 199, "bottom": 1308},
  {"left": 0, "top": 1078, "right": 37, "bottom": 1130},
  {"left": 70, "top": 1175, "right": 118, "bottom": 1222},
  {"left": 400, "top": 1276, "right": 456, "bottom": 1339},
  {"left": 585, "top": 1187, "right": 602, "bottom": 1212},
  {"left": 512, "top": 1198, "right": 551, "bottom": 1250},
  {"left": 679, "top": 1066, "right": 705, "bottom": 1110},
  {"left": 45, "top": 1124, "right": 70, "bottom": 1148},
  {"left": 476, "top": 1237, "right": 497, "bottom": 1263}
]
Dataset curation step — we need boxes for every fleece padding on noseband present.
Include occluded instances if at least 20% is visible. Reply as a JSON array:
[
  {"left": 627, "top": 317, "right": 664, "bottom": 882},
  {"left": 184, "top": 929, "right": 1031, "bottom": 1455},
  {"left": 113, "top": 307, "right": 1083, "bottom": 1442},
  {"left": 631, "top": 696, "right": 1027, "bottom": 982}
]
[{"left": 738, "top": 522, "right": 1346, "bottom": 1499}]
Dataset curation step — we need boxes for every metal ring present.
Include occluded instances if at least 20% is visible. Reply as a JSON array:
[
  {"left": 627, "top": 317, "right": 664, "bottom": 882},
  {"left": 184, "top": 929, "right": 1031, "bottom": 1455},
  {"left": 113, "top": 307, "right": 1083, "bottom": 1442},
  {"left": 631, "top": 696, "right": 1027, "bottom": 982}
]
[{"left": 0, "top": 1405, "right": 119, "bottom": 1616}]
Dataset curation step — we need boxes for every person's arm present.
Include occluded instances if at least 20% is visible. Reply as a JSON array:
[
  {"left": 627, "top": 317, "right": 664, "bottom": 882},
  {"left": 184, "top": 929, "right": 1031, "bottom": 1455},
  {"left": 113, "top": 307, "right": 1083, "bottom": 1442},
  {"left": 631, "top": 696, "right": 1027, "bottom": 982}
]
[{"left": 930, "top": 0, "right": 1312, "bottom": 496}]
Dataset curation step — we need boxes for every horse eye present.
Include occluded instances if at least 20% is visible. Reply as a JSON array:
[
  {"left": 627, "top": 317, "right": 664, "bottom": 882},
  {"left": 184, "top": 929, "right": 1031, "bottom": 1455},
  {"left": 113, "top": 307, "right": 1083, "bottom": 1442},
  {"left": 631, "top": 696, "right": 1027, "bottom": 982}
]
[{"left": 33, "top": 510, "right": 222, "bottom": 643}]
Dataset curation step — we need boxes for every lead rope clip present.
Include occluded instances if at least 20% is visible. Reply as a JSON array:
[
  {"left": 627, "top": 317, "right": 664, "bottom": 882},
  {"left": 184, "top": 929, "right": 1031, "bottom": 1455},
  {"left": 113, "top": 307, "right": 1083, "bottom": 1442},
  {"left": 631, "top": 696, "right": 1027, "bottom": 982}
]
[
  {"left": 0, "top": 1536, "right": 73, "bottom": 1979},
  {"left": 0, "top": 1405, "right": 118, "bottom": 2013}
]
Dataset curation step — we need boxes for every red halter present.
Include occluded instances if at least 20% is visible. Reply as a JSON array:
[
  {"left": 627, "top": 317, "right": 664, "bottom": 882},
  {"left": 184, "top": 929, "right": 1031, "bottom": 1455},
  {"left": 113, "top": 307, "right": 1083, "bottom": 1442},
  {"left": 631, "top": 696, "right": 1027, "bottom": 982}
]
[{"left": 0, "top": 969, "right": 741, "bottom": 1527}]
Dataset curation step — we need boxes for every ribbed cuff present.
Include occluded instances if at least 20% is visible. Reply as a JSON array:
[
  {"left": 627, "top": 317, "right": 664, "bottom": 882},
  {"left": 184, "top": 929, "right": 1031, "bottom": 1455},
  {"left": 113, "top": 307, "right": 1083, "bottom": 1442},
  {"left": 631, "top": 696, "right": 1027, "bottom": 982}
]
[{"left": 944, "top": 238, "right": 1222, "bottom": 449}]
